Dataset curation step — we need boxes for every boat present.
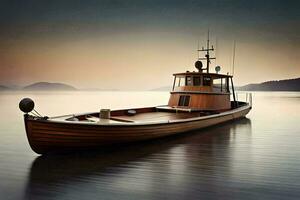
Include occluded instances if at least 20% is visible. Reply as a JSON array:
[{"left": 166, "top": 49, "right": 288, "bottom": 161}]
[{"left": 19, "top": 35, "right": 252, "bottom": 154}]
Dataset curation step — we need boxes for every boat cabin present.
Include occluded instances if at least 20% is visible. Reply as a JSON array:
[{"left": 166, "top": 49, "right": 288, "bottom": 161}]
[
  {"left": 168, "top": 71, "right": 232, "bottom": 111},
  {"left": 167, "top": 34, "right": 236, "bottom": 112}
]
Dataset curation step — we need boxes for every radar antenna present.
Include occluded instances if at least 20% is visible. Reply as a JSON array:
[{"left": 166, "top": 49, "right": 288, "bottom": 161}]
[{"left": 197, "top": 30, "right": 216, "bottom": 73}]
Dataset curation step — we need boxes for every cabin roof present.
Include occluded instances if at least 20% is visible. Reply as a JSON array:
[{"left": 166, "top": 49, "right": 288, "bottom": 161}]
[{"left": 173, "top": 72, "right": 232, "bottom": 78}]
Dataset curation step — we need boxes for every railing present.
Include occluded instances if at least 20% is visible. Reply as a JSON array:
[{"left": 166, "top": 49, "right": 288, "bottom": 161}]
[{"left": 233, "top": 92, "right": 252, "bottom": 107}]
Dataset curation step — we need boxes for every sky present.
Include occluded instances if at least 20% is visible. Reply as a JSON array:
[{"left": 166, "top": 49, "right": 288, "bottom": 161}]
[{"left": 0, "top": 0, "right": 299, "bottom": 89}]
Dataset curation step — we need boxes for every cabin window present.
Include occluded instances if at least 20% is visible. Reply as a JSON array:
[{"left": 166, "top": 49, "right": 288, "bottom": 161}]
[
  {"left": 225, "top": 78, "right": 229, "bottom": 92},
  {"left": 221, "top": 78, "right": 229, "bottom": 92},
  {"left": 193, "top": 76, "right": 201, "bottom": 86},
  {"left": 203, "top": 76, "right": 211, "bottom": 86},
  {"left": 175, "top": 77, "right": 179, "bottom": 87},
  {"left": 178, "top": 95, "right": 190, "bottom": 106},
  {"left": 175, "top": 77, "right": 185, "bottom": 87},
  {"left": 185, "top": 76, "right": 192, "bottom": 86},
  {"left": 213, "top": 78, "right": 222, "bottom": 92}
]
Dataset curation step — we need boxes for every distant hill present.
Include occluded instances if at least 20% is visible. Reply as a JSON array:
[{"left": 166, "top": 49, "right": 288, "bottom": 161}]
[
  {"left": 23, "top": 82, "right": 77, "bottom": 91},
  {"left": 238, "top": 78, "right": 300, "bottom": 91},
  {"left": 0, "top": 85, "right": 10, "bottom": 90}
]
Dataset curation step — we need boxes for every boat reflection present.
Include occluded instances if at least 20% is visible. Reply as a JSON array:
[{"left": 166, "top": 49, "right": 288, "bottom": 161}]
[{"left": 24, "top": 118, "right": 251, "bottom": 199}]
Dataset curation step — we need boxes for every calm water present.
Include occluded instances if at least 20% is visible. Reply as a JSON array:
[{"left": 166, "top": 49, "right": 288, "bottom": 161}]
[{"left": 0, "top": 91, "right": 300, "bottom": 200}]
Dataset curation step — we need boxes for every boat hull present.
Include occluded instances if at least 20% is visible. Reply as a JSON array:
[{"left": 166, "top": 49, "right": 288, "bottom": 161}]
[{"left": 24, "top": 105, "right": 251, "bottom": 154}]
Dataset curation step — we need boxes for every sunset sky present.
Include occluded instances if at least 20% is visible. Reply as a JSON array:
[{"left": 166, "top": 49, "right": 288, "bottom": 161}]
[{"left": 0, "top": 0, "right": 299, "bottom": 90}]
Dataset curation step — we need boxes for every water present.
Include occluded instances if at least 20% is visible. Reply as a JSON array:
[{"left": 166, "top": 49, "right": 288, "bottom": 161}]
[{"left": 0, "top": 91, "right": 300, "bottom": 200}]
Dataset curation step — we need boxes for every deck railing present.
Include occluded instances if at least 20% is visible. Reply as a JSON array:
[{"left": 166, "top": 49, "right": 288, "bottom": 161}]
[{"left": 233, "top": 92, "right": 252, "bottom": 107}]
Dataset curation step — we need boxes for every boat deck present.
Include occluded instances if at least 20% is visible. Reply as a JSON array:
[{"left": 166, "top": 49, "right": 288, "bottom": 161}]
[
  {"left": 111, "top": 112, "right": 201, "bottom": 123},
  {"left": 59, "top": 104, "right": 249, "bottom": 125},
  {"left": 60, "top": 105, "right": 232, "bottom": 124},
  {"left": 82, "top": 111, "right": 201, "bottom": 124}
]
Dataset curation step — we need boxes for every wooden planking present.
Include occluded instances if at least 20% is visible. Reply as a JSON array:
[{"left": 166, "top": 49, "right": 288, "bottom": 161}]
[
  {"left": 112, "top": 112, "right": 200, "bottom": 122},
  {"left": 168, "top": 93, "right": 230, "bottom": 110},
  {"left": 25, "top": 106, "right": 251, "bottom": 154},
  {"left": 174, "top": 86, "right": 212, "bottom": 92},
  {"left": 173, "top": 72, "right": 232, "bottom": 78}
]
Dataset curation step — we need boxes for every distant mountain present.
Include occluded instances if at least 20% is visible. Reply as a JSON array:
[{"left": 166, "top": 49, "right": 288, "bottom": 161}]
[
  {"left": 7, "top": 84, "right": 21, "bottom": 90},
  {"left": 23, "top": 82, "right": 77, "bottom": 91},
  {"left": 0, "top": 85, "right": 10, "bottom": 90},
  {"left": 238, "top": 78, "right": 300, "bottom": 91}
]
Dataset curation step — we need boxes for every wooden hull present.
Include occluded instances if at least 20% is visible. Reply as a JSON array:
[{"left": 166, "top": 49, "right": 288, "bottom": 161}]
[{"left": 24, "top": 104, "right": 251, "bottom": 154}]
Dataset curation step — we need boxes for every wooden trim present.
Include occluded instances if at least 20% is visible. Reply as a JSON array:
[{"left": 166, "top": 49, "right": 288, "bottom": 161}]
[
  {"left": 173, "top": 72, "right": 232, "bottom": 78},
  {"left": 172, "top": 76, "right": 176, "bottom": 91},
  {"left": 170, "top": 91, "right": 230, "bottom": 95},
  {"left": 31, "top": 103, "right": 250, "bottom": 126},
  {"left": 174, "top": 85, "right": 212, "bottom": 92},
  {"left": 110, "top": 117, "right": 135, "bottom": 123}
]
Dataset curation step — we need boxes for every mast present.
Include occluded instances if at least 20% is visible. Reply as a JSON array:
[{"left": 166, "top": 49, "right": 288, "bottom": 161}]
[
  {"left": 232, "top": 40, "right": 236, "bottom": 76},
  {"left": 197, "top": 30, "right": 216, "bottom": 73}
]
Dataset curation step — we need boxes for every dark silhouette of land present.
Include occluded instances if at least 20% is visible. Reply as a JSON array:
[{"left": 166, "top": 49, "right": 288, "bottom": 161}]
[
  {"left": 238, "top": 78, "right": 300, "bottom": 91},
  {"left": 23, "top": 82, "right": 77, "bottom": 91},
  {"left": 0, "top": 82, "right": 77, "bottom": 91},
  {"left": 0, "top": 85, "right": 10, "bottom": 91}
]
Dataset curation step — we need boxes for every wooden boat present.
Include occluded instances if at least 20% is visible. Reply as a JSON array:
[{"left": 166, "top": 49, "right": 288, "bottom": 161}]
[{"left": 20, "top": 36, "right": 252, "bottom": 154}]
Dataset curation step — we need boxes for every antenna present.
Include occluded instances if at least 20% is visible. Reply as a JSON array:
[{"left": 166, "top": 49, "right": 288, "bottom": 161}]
[
  {"left": 232, "top": 40, "right": 236, "bottom": 76},
  {"left": 197, "top": 29, "right": 215, "bottom": 73},
  {"left": 197, "top": 40, "right": 200, "bottom": 60},
  {"left": 215, "top": 37, "right": 218, "bottom": 66},
  {"left": 207, "top": 29, "right": 210, "bottom": 51}
]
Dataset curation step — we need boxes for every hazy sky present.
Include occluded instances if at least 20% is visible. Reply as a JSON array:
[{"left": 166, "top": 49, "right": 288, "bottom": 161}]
[{"left": 0, "top": 0, "right": 299, "bottom": 89}]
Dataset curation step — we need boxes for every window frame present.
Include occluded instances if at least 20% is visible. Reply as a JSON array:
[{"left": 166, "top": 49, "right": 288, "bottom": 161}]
[
  {"left": 203, "top": 76, "right": 211, "bottom": 86},
  {"left": 178, "top": 95, "right": 190, "bottom": 107},
  {"left": 193, "top": 76, "right": 201, "bottom": 86},
  {"left": 185, "top": 76, "right": 192, "bottom": 86}
]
